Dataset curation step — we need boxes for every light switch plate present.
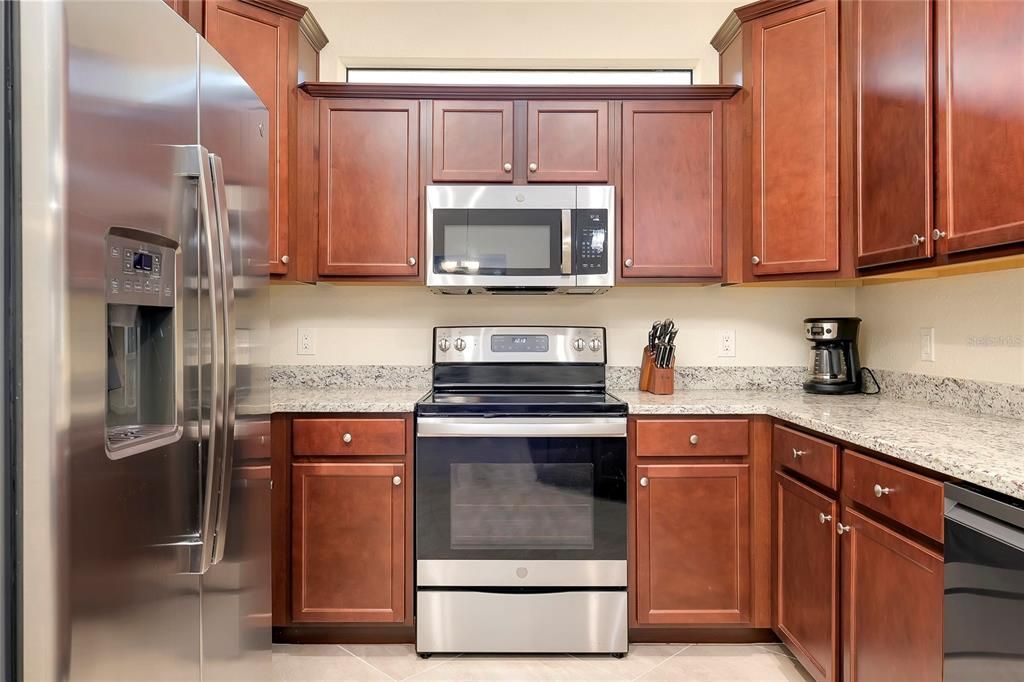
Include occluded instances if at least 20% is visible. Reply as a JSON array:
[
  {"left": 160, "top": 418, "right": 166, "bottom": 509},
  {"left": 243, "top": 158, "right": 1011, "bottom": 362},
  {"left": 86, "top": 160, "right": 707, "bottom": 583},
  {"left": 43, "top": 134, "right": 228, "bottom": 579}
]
[
  {"left": 920, "top": 327, "right": 935, "bottom": 362},
  {"left": 297, "top": 328, "right": 316, "bottom": 356},
  {"left": 718, "top": 330, "right": 736, "bottom": 358}
]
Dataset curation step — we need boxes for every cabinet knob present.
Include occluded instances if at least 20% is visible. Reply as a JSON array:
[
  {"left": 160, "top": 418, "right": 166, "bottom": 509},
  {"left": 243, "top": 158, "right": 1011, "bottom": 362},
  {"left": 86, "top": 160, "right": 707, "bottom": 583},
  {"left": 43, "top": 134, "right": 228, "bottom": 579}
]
[
  {"left": 529, "top": 162, "right": 538, "bottom": 173},
  {"left": 503, "top": 162, "right": 512, "bottom": 172},
  {"left": 624, "top": 258, "right": 633, "bottom": 268},
  {"left": 393, "top": 476, "right": 402, "bottom": 486},
  {"left": 837, "top": 523, "right": 851, "bottom": 536},
  {"left": 912, "top": 233, "right": 926, "bottom": 246},
  {"left": 751, "top": 256, "right": 760, "bottom": 265},
  {"left": 873, "top": 483, "right": 893, "bottom": 497},
  {"left": 280, "top": 254, "right": 290, "bottom": 264},
  {"left": 639, "top": 477, "right": 650, "bottom": 487},
  {"left": 342, "top": 433, "right": 353, "bottom": 444},
  {"left": 819, "top": 512, "right": 832, "bottom": 525},
  {"left": 408, "top": 256, "right": 417, "bottom": 266},
  {"left": 689, "top": 434, "right": 699, "bottom": 445},
  {"left": 932, "top": 229, "right": 947, "bottom": 240},
  {"left": 792, "top": 448, "right": 806, "bottom": 459}
]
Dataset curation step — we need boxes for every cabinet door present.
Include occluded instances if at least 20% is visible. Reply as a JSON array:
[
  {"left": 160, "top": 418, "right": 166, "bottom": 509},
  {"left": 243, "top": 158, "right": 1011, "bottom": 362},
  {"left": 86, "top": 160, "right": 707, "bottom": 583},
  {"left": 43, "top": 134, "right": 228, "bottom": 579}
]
[
  {"left": 775, "top": 473, "right": 838, "bottom": 682},
  {"left": 841, "top": 507, "right": 942, "bottom": 681},
  {"left": 204, "top": 0, "right": 291, "bottom": 274},
  {"left": 292, "top": 462, "right": 405, "bottom": 622},
  {"left": 855, "top": 0, "right": 934, "bottom": 269},
  {"left": 432, "top": 100, "right": 514, "bottom": 182},
  {"left": 318, "top": 99, "right": 420, "bottom": 277},
  {"left": 526, "top": 101, "right": 609, "bottom": 182},
  {"left": 635, "top": 463, "right": 750, "bottom": 624},
  {"left": 163, "top": 0, "right": 203, "bottom": 32},
  {"left": 751, "top": 0, "right": 839, "bottom": 275},
  {"left": 621, "top": 101, "right": 723, "bottom": 278},
  {"left": 936, "top": 0, "right": 1024, "bottom": 253}
]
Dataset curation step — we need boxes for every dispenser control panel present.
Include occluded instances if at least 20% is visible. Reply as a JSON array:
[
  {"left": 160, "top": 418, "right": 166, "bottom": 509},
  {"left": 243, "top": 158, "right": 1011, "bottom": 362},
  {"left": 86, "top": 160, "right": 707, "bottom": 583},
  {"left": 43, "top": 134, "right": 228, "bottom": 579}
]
[{"left": 105, "top": 234, "right": 176, "bottom": 307}]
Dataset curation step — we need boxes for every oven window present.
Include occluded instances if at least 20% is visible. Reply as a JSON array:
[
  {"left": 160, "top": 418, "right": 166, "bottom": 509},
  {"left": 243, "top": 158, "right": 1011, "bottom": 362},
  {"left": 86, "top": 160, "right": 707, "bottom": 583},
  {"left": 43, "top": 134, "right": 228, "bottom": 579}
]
[
  {"left": 432, "top": 209, "right": 563, "bottom": 276},
  {"left": 450, "top": 463, "right": 594, "bottom": 550}
]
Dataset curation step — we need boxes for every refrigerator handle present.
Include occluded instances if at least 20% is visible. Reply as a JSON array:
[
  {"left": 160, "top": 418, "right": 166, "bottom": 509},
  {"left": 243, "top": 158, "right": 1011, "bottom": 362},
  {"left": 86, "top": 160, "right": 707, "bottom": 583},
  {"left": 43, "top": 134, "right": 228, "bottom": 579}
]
[
  {"left": 183, "top": 143, "right": 225, "bottom": 575},
  {"left": 208, "top": 153, "right": 237, "bottom": 565}
]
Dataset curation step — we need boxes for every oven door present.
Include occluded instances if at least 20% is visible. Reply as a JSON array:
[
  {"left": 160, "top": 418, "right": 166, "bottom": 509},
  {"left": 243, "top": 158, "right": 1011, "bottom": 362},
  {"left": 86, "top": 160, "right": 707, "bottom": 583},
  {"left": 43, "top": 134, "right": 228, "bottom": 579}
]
[{"left": 415, "top": 416, "right": 627, "bottom": 587}]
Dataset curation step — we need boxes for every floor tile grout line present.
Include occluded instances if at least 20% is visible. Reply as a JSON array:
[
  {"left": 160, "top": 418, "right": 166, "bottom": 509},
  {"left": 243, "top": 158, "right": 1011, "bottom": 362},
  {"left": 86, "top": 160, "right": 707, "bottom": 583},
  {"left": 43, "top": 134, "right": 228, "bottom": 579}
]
[
  {"left": 629, "top": 643, "right": 693, "bottom": 681},
  {"left": 337, "top": 644, "right": 403, "bottom": 681},
  {"left": 402, "top": 652, "right": 464, "bottom": 681}
]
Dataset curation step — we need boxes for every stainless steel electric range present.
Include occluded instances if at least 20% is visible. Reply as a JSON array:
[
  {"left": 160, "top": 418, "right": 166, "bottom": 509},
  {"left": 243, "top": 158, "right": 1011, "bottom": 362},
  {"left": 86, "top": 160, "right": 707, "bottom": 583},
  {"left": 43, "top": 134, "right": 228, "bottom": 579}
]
[{"left": 414, "top": 326, "right": 628, "bottom": 657}]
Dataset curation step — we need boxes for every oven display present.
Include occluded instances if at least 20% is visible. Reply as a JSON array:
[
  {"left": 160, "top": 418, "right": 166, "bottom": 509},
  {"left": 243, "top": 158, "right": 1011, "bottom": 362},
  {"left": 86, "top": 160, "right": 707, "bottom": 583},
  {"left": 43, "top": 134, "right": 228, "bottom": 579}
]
[{"left": 490, "top": 334, "right": 550, "bottom": 353}]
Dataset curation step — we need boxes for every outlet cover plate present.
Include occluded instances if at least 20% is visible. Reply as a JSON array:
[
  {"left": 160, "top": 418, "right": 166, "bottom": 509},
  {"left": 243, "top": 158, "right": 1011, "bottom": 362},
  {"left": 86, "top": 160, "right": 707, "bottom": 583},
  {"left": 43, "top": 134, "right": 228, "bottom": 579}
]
[
  {"left": 718, "top": 330, "right": 736, "bottom": 358},
  {"left": 920, "top": 327, "right": 935, "bottom": 362},
  {"left": 297, "top": 328, "right": 316, "bottom": 356}
]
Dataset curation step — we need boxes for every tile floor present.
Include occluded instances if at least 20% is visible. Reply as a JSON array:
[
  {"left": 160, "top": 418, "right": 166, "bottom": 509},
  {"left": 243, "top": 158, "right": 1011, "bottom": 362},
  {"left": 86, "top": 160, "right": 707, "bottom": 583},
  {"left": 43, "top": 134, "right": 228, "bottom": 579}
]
[{"left": 273, "top": 643, "right": 814, "bottom": 681}]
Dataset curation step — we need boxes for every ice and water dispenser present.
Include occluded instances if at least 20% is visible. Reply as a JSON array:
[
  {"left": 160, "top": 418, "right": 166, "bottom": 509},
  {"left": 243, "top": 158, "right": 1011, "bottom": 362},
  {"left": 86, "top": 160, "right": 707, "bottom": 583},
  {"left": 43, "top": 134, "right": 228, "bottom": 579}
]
[{"left": 105, "top": 231, "right": 181, "bottom": 458}]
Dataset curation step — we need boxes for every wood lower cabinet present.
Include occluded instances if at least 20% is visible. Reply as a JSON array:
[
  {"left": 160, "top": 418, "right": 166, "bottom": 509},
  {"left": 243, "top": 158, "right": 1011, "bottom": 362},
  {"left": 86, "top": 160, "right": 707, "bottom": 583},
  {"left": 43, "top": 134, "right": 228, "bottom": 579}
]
[
  {"left": 841, "top": 506, "right": 943, "bottom": 681},
  {"left": 635, "top": 463, "right": 751, "bottom": 624},
  {"left": 775, "top": 472, "right": 838, "bottom": 682},
  {"left": 621, "top": 101, "right": 723, "bottom": 279},
  {"left": 291, "top": 462, "right": 406, "bottom": 623},
  {"left": 853, "top": 0, "right": 934, "bottom": 269},
  {"left": 750, "top": 0, "right": 839, "bottom": 275},
  {"left": 936, "top": 0, "right": 1024, "bottom": 254},
  {"left": 432, "top": 100, "right": 514, "bottom": 182},
  {"left": 318, "top": 99, "right": 420, "bottom": 277},
  {"left": 526, "top": 101, "right": 609, "bottom": 182}
]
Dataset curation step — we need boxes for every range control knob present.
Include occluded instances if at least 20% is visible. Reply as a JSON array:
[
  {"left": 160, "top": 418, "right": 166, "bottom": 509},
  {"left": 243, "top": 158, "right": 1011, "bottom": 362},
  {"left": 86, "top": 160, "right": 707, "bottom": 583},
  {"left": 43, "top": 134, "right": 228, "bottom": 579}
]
[
  {"left": 454, "top": 337, "right": 467, "bottom": 352},
  {"left": 438, "top": 338, "right": 451, "bottom": 352},
  {"left": 589, "top": 339, "right": 603, "bottom": 352},
  {"left": 573, "top": 338, "right": 586, "bottom": 352}
]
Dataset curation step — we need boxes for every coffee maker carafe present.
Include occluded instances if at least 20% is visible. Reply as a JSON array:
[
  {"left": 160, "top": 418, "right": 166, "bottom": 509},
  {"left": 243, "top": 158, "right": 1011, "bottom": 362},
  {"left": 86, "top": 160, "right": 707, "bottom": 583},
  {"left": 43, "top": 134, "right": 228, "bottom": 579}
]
[{"left": 803, "top": 317, "right": 862, "bottom": 394}]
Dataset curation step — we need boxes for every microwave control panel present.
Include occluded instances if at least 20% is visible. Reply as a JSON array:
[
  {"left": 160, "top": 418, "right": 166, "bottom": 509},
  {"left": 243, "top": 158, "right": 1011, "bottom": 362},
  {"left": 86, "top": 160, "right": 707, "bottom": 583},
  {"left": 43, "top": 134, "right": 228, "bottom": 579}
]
[
  {"left": 574, "top": 209, "right": 608, "bottom": 275},
  {"left": 105, "top": 234, "right": 176, "bottom": 308}
]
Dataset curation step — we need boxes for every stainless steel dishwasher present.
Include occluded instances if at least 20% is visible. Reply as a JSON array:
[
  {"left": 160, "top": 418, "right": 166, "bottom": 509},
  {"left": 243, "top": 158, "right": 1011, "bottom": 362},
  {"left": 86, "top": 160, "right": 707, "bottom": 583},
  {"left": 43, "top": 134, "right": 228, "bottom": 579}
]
[{"left": 944, "top": 483, "right": 1024, "bottom": 680}]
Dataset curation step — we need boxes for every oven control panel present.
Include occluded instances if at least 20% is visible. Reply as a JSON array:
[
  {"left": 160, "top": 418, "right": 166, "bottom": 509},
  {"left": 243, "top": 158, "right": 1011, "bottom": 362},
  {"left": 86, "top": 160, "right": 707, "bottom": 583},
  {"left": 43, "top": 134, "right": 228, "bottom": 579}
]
[
  {"left": 434, "top": 326, "right": 606, "bottom": 364},
  {"left": 105, "top": 234, "right": 176, "bottom": 307}
]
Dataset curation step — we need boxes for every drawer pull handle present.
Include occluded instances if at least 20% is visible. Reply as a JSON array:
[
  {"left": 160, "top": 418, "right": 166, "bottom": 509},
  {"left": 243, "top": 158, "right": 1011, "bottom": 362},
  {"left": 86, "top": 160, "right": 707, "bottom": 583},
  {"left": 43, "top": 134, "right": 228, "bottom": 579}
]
[
  {"left": 792, "top": 448, "right": 807, "bottom": 459},
  {"left": 640, "top": 477, "right": 650, "bottom": 487},
  {"left": 393, "top": 476, "right": 402, "bottom": 486},
  {"left": 689, "top": 434, "right": 699, "bottom": 445},
  {"left": 873, "top": 484, "right": 893, "bottom": 497},
  {"left": 837, "top": 523, "right": 851, "bottom": 536},
  {"left": 819, "top": 512, "right": 832, "bottom": 524},
  {"left": 342, "top": 433, "right": 353, "bottom": 444}
]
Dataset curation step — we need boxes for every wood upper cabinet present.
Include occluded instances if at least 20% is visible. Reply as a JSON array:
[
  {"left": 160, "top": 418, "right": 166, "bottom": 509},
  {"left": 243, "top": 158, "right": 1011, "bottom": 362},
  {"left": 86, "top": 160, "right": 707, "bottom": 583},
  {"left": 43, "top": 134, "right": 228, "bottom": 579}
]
[
  {"left": 936, "top": 0, "right": 1024, "bottom": 254},
  {"left": 775, "top": 472, "right": 838, "bottom": 682},
  {"left": 163, "top": 0, "right": 203, "bottom": 32},
  {"left": 432, "top": 100, "right": 514, "bottom": 182},
  {"left": 526, "top": 101, "right": 609, "bottom": 182},
  {"left": 621, "top": 101, "right": 723, "bottom": 278},
  {"left": 854, "top": 0, "right": 934, "bottom": 269},
  {"left": 291, "top": 462, "right": 406, "bottom": 623},
  {"left": 750, "top": 0, "right": 839, "bottom": 275},
  {"left": 635, "top": 463, "right": 750, "bottom": 624},
  {"left": 318, "top": 99, "right": 420, "bottom": 277},
  {"left": 841, "top": 506, "right": 943, "bottom": 681}
]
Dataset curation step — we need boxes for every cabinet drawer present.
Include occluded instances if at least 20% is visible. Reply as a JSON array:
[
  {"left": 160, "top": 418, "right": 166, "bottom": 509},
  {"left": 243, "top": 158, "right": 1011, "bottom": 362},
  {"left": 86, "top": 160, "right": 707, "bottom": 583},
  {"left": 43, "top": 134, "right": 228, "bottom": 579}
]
[
  {"left": 293, "top": 418, "right": 407, "bottom": 457},
  {"left": 842, "top": 449, "right": 944, "bottom": 542},
  {"left": 774, "top": 424, "right": 838, "bottom": 491},
  {"left": 635, "top": 419, "right": 749, "bottom": 457}
]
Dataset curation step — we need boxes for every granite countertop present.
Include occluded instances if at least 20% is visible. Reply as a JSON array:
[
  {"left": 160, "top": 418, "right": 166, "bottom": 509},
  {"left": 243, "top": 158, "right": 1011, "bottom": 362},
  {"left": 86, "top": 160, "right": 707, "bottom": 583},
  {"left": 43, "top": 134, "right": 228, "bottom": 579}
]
[
  {"left": 617, "top": 389, "right": 1024, "bottom": 501},
  {"left": 271, "top": 383, "right": 1024, "bottom": 501}
]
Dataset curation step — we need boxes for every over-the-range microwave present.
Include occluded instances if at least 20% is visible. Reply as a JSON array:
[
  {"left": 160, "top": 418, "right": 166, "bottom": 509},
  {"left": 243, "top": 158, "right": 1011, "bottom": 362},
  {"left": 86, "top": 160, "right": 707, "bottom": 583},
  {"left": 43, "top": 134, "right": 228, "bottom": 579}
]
[{"left": 425, "top": 185, "right": 614, "bottom": 294}]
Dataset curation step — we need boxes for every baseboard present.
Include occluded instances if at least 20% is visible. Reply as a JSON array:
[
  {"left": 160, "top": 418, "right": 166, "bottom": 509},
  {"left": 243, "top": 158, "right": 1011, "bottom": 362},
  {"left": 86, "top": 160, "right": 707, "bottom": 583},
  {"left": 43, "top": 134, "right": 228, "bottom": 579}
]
[
  {"left": 628, "top": 627, "right": 779, "bottom": 644},
  {"left": 274, "top": 625, "right": 415, "bottom": 645}
]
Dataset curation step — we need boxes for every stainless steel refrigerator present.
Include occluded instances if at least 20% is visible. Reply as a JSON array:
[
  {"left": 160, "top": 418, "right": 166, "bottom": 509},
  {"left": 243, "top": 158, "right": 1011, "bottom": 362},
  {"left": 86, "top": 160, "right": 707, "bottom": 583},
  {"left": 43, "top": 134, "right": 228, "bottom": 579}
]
[{"left": 13, "top": 1, "right": 271, "bottom": 679}]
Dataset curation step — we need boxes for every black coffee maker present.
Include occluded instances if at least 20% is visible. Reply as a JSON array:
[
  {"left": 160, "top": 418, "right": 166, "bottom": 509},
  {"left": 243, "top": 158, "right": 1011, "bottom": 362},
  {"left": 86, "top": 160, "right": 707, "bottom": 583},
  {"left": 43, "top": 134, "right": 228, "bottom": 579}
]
[{"left": 803, "top": 317, "right": 862, "bottom": 394}]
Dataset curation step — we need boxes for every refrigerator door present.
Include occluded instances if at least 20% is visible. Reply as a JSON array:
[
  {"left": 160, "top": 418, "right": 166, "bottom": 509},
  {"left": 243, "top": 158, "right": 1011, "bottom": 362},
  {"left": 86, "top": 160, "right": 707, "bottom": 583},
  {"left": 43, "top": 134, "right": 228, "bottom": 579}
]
[
  {"left": 198, "top": 40, "right": 272, "bottom": 681},
  {"left": 20, "top": 1, "right": 208, "bottom": 680}
]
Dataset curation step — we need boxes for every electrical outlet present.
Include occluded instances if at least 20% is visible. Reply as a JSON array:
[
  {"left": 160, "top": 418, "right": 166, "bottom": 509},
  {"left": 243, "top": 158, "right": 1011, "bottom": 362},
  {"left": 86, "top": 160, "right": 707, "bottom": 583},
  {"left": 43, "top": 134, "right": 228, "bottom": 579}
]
[
  {"left": 718, "top": 330, "right": 736, "bottom": 358},
  {"left": 297, "top": 328, "right": 316, "bottom": 356},
  {"left": 920, "top": 327, "right": 935, "bottom": 362}
]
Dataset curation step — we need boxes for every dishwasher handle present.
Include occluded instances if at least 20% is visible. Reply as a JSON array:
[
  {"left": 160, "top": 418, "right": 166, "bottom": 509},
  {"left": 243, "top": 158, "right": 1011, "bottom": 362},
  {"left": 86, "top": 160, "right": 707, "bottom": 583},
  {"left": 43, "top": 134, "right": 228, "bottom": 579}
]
[{"left": 945, "top": 483, "right": 1024, "bottom": 551}]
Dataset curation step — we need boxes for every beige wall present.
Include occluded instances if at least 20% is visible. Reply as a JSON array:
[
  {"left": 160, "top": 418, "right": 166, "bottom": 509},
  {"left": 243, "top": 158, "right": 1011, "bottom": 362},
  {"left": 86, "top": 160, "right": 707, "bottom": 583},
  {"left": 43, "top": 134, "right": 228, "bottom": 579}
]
[
  {"left": 270, "top": 284, "right": 857, "bottom": 366},
  {"left": 856, "top": 269, "right": 1024, "bottom": 385},
  {"left": 306, "top": 0, "right": 737, "bottom": 84}
]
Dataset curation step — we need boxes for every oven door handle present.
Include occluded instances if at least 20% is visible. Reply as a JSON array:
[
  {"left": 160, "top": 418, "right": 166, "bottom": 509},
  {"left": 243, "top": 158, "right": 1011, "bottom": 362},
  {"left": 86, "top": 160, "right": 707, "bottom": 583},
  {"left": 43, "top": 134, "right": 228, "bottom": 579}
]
[{"left": 416, "top": 416, "right": 627, "bottom": 438}]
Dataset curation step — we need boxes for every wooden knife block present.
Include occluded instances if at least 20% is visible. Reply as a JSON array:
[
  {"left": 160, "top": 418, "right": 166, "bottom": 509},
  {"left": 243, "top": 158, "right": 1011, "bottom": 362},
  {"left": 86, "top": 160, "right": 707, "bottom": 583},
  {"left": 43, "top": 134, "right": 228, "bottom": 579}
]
[{"left": 639, "top": 345, "right": 675, "bottom": 395}]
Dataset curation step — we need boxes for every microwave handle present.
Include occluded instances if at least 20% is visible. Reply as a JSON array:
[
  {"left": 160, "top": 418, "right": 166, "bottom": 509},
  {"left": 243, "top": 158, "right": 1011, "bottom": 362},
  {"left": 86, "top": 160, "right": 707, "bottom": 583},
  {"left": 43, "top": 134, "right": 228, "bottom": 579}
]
[{"left": 560, "top": 209, "right": 573, "bottom": 275}]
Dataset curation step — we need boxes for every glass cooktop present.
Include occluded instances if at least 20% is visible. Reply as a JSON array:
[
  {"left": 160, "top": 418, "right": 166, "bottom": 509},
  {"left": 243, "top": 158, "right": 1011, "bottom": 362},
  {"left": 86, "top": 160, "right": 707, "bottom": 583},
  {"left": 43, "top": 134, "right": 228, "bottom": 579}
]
[{"left": 416, "top": 391, "right": 627, "bottom": 417}]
